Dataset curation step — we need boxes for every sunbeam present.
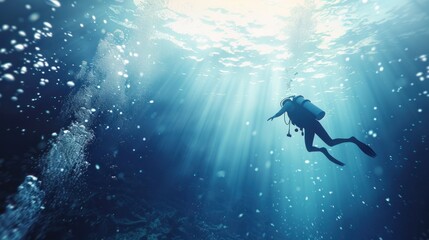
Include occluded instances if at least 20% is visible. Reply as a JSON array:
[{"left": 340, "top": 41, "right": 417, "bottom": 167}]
[{"left": 1, "top": 0, "right": 428, "bottom": 239}]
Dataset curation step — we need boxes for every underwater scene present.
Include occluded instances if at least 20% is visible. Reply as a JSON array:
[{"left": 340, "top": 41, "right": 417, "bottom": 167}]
[{"left": 1, "top": 0, "right": 429, "bottom": 239}]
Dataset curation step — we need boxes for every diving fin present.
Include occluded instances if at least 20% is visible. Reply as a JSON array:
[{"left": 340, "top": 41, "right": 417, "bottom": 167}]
[{"left": 352, "top": 137, "right": 377, "bottom": 158}]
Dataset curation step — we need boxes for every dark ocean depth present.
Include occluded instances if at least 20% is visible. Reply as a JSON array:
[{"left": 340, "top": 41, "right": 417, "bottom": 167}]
[{"left": 1, "top": 0, "right": 429, "bottom": 239}]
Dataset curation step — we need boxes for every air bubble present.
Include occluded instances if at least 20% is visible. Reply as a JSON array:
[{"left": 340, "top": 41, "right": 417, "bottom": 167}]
[
  {"left": 45, "top": 0, "right": 61, "bottom": 8},
  {"left": 14, "top": 44, "right": 25, "bottom": 51},
  {"left": 29, "top": 13, "right": 40, "bottom": 22},
  {"left": 43, "top": 22, "right": 52, "bottom": 28},
  {"left": 2, "top": 73, "right": 15, "bottom": 81},
  {"left": 1, "top": 62, "right": 12, "bottom": 70},
  {"left": 34, "top": 33, "right": 41, "bottom": 39},
  {"left": 67, "top": 81, "right": 75, "bottom": 87}
]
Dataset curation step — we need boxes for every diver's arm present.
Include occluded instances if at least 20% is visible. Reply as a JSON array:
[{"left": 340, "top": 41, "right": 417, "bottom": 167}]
[{"left": 267, "top": 101, "right": 292, "bottom": 121}]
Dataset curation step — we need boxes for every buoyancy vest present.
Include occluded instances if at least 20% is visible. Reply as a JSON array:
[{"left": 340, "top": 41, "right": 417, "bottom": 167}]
[{"left": 284, "top": 95, "right": 325, "bottom": 129}]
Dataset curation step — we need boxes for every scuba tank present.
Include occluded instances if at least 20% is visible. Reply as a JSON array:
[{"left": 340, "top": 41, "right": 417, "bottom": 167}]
[
  {"left": 280, "top": 95, "right": 326, "bottom": 137},
  {"left": 293, "top": 95, "right": 325, "bottom": 120}
]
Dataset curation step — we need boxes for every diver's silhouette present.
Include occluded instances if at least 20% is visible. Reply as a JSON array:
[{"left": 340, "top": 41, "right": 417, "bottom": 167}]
[{"left": 267, "top": 95, "right": 376, "bottom": 166}]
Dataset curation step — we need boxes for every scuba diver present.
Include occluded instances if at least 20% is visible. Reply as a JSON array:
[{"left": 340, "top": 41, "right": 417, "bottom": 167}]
[{"left": 267, "top": 95, "right": 376, "bottom": 166}]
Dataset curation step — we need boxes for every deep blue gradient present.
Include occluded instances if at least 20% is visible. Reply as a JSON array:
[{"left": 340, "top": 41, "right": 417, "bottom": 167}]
[{"left": 1, "top": 0, "right": 429, "bottom": 239}]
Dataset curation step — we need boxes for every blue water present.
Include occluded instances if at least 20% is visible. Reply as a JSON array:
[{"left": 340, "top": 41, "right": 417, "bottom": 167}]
[{"left": 1, "top": 0, "right": 429, "bottom": 239}]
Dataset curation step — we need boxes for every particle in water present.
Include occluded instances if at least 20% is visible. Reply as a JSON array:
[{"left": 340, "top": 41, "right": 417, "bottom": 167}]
[
  {"left": 304, "top": 160, "right": 310, "bottom": 164},
  {"left": 43, "top": 22, "right": 52, "bottom": 28},
  {"left": 418, "top": 109, "right": 422, "bottom": 113},
  {"left": 29, "top": 13, "right": 40, "bottom": 22},
  {"left": 95, "top": 164, "right": 100, "bottom": 170},
  {"left": 15, "top": 44, "right": 25, "bottom": 51},
  {"left": 34, "top": 61, "right": 44, "bottom": 68},
  {"left": 238, "top": 213, "right": 244, "bottom": 218},
  {"left": 149, "top": 100, "right": 154, "bottom": 103},
  {"left": 1, "top": 62, "right": 12, "bottom": 70},
  {"left": 45, "top": 0, "right": 61, "bottom": 8},
  {"left": 2, "top": 73, "right": 15, "bottom": 81},
  {"left": 34, "top": 32, "right": 41, "bottom": 39},
  {"left": 66, "top": 81, "right": 75, "bottom": 87},
  {"left": 11, "top": 96, "right": 18, "bottom": 101}
]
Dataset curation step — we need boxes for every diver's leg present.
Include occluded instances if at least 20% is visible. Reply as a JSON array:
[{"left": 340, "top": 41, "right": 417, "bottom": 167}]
[
  {"left": 305, "top": 128, "right": 345, "bottom": 166},
  {"left": 313, "top": 121, "right": 351, "bottom": 147},
  {"left": 304, "top": 128, "right": 316, "bottom": 151},
  {"left": 314, "top": 121, "right": 376, "bottom": 157}
]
